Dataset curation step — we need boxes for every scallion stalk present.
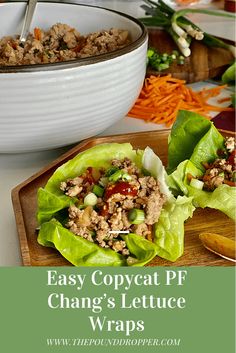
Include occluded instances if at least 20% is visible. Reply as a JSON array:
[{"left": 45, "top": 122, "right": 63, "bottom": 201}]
[
  {"left": 99, "top": 176, "right": 109, "bottom": 187},
  {"left": 109, "top": 170, "right": 132, "bottom": 182},
  {"left": 172, "top": 21, "right": 187, "bottom": 38},
  {"left": 105, "top": 166, "right": 119, "bottom": 177},
  {"left": 128, "top": 208, "right": 145, "bottom": 224},
  {"left": 139, "top": 0, "right": 236, "bottom": 58},
  {"left": 167, "top": 27, "right": 191, "bottom": 57},
  {"left": 84, "top": 193, "right": 98, "bottom": 206},
  {"left": 92, "top": 185, "right": 104, "bottom": 197}
]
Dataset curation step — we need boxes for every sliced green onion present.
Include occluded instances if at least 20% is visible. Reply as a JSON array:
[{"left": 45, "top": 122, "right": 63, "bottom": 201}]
[
  {"left": 109, "top": 170, "right": 132, "bottom": 182},
  {"left": 147, "top": 47, "right": 183, "bottom": 71},
  {"left": 105, "top": 166, "right": 119, "bottom": 177},
  {"left": 128, "top": 208, "right": 145, "bottom": 225},
  {"left": 109, "top": 170, "right": 123, "bottom": 182},
  {"left": 218, "top": 172, "right": 225, "bottom": 178},
  {"left": 77, "top": 204, "right": 86, "bottom": 210},
  {"left": 122, "top": 174, "right": 132, "bottom": 181},
  {"left": 92, "top": 184, "right": 104, "bottom": 197},
  {"left": 190, "top": 178, "right": 204, "bottom": 190},
  {"left": 99, "top": 176, "right": 109, "bottom": 187},
  {"left": 84, "top": 192, "right": 98, "bottom": 206}
]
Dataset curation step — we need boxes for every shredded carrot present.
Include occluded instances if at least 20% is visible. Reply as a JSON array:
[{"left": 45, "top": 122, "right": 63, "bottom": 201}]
[
  {"left": 217, "top": 97, "right": 231, "bottom": 104},
  {"left": 128, "top": 75, "right": 234, "bottom": 127},
  {"left": 34, "top": 27, "right": 42, "bottom": 41}
]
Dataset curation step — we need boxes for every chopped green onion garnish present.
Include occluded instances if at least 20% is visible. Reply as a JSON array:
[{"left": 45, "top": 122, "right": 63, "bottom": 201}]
[
  {"left": 190, "top": 178, "right": 204, "bottom": 190},
  {"left": 109, "top": 170, "right": 132, "bottom": 182},
  {"left": 77, "top": 204, "right": 86, "bottom": 210},
  {"left": 84, "top": 192, "right": 98, "bottom": 206},
  {"left": 99, "top": 177, "right": 109, "bottom": 187},
  {"left": 147, "top": 47, "right": 183, "bottom": 71},
  {"left": 105, "top": 166, "right": 119, "bottom": 177},
  {"left": 92, "top": 184, "right": 104, "bottom": 197},
  {"left": 128, "top": 208, "right": 145, "bottom": 225}
]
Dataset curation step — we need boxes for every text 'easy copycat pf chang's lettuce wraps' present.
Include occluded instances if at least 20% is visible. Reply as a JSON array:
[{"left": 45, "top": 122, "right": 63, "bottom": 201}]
[
  {"left": 167, "top": 110, "right": 236, "bottom": 221},
  {"left": 37, "top": 143, "right": 194, "bottom": 266}
]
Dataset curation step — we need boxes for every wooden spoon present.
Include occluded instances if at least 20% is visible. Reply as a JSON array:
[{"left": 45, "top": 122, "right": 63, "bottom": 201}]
[{"left": 199, "top": 232, "right": 236, "bottom": 262}]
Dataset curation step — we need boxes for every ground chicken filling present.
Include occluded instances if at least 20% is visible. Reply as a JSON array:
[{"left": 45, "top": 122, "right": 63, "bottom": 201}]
[
  {"left": 188, "top": 136, "right": 236, "bottom": 191},
  {"left": 60, "top": 158, "right": 166, "bottom": 256},
  {"left": 0, "top": 23, "right": 130, "bottom": 66}
]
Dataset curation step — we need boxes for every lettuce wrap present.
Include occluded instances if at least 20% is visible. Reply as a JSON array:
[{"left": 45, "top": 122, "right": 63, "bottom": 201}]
[
  {"left": 167, "top": 110, "right": 236, "bottom": 220},
  {"left": 37, "top": 143, "right": 194, "bottom": 266}
]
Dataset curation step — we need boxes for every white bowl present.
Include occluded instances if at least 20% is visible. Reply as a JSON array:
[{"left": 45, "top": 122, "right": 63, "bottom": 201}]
[{"left": 0, "top": 1, "right": 148, "bottom": 153}]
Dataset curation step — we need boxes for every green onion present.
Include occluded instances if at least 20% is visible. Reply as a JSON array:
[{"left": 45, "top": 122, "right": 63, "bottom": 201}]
[
  {"left": 140, "top": 0, "right": 236, "bottom": 58},
  {"left": 76, "top": 204, "right": 86, "bottom": 210},
  {"left": 167, "top": 27, "right": 191, "bottom": 57},
  {"left": 109, "top": 170, "right": 132, "bottom": 182},
  {"left": 84, "top": 193, "right": 98, "bottom": 206},
  {"left": 92, "top": 184, "right": 104, "bottom": 197},
  {"left": 190, "top": 178, "right": 204, "bottom": 190},
  {"left": 147, "top": 47, "right": 184, "bottom": 71},
  {"left": 99, "top": 177, "right": 109, "bottom": 187},
  {"left": 128, "top": 208, "right": 145, "bottom": 224},
  {"left": 105, "top": 166, "right": 119, "bottom": 177}
]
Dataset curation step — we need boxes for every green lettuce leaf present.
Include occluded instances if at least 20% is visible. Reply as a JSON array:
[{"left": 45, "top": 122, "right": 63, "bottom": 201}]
[
  {"left": 167, "top": 160, "right": 203, "bottom": 196},
  {"left": 37, "top": 143, "right": 142, "bottom": 224},
  {"left": 168, "top": 160, "right": 236, "bottom": 221},
  {"left": 167, "top": 110, "right": 225, "bottom": 173},
  {"left": 153, "top": 196, "right": 195, "bottom": 262},
  {"left": 142, "top": 146, "right": 172, "bottom": 199},
  {"left": 37, "top": 143, "right": 194, "bottom": 265},
  {"left": 167, "top": 110, "right": 235, "bottom": 220},
  {"left": 38, "top": 219, "right": 126, "bottom": 266},
  {"left": 188, "top": 184, "right": 236, "bottom": 220}
]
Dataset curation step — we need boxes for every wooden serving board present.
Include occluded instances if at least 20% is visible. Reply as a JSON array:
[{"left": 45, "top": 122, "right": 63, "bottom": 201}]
[
  {"left": 11, "top": 130, "right": 235, "bottom": 267},
  {"left": 147, "top": 28, "right": 234, "bottom": 83}
]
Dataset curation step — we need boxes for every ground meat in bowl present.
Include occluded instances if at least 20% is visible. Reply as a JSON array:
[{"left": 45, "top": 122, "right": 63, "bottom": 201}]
[{"left": 0, "top": 23, "right": 130, "bottom": 66}]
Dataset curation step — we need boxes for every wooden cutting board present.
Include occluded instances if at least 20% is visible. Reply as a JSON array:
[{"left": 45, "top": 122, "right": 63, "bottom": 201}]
[
  {"left": 11, "top": 130, "right": 235, "bottom": 267},
  {"left": 147, "top": 28, "right": 234, "bottom": 83}
]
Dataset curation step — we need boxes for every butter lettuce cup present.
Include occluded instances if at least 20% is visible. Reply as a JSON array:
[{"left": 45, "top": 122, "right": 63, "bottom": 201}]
[
  {"left": 167, "top": 110, "right": 236, "bottom": 221},
  {"left": 37, "top": 143, "right": 194, "bottom": 266}
]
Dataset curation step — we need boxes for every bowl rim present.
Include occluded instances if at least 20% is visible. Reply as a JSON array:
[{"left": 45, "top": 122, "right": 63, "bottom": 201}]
[{"left": 0, "top": 1, "right": 148, "bottom": 73}]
